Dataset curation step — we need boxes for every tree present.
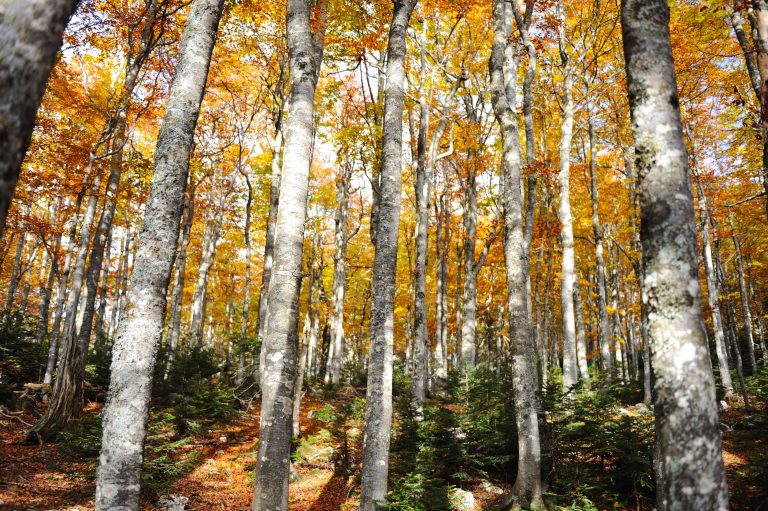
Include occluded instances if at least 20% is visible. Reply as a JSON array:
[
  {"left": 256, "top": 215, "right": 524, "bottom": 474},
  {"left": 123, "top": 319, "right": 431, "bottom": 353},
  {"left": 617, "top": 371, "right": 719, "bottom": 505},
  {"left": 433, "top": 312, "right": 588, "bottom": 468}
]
[
  {"left": 621, "top": 0, "right": 730, "bottom": 509},
  {"left": 0, "top": 0, "right": 81, "bottom": 237},
  {"left": 94, "top": 0, "right": 225, "bottom": 507},
  {"left": 489, "top": 0, "right": 544, "bottom": 507},
  {"left": 251, "top": 0, "right": 325, "bottom": 508},
  {"left": 359, "top": 1, "right": 417, "bottom": 509}
]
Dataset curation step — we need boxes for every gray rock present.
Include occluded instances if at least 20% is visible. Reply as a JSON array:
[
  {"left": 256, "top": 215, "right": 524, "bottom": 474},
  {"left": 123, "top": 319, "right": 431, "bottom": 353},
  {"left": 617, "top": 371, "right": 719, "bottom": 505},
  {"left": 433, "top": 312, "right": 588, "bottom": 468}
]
[
  {"left": 449, "top": 488, "right": 475, "bottom": 511},
  {"left": 480, "top": 479, "right": 504, "bottom": 495},
  {"left": 157, "top": 495, "right": 189, "bottom": 511}
]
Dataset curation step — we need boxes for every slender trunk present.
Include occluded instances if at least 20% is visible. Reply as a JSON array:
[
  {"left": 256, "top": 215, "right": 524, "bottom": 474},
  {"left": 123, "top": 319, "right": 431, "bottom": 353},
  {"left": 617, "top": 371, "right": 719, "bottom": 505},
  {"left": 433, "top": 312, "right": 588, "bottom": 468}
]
[
  {"left": 491, "top": 0, "right": 544, "bottom": 506},
  {"left": 460, "top": 161, "right": 479, "bottom": 368},
  {"left": 728, "top": 211, "right": 756, "bottom": 374},
  {"left": 588, "top": 116, "right": 613, "bottom": 376},
  {"left": 411, "top": 21, "right": 430, "bottom": 403},
  {"left": 328, "top": 162, "right": 351, "bottom": 384},
  {"left": 94, "top": 1, "right": 224, "bottom": 507},
  {"left": 695, "top": 178, "right": 734, "bottom": 396},
  {"left": 751, "top": 0, "right": 768, "bottom": 219},
  {"left": 621, "top": 1, "right": 729, "bottom": 508},
  {"left": 573, "top": 271, "right": 588, "bottom": 378},
  {"left": 237, "top": 172, "right": 253, "bottom": 386},
  {"left": 257, "top": 128, "right": 283, "bottom": 343},
  {"left": 190, "top": 208, "right": 222, "bottom": 346},
  {"left": 166, "top": 189, "right": 193, "bottom": 371},
  {"left": 3, "top": 230, "right": 26, "bottom": 318},
  {"left": 30, "top": 169, "right": 103, "bottom": 438},
  {"left": 360, "top": 2, "right": 417, "bottom": 509},
  {"left": 0, "top": 0, "right": 81, "bottom": 236},
  {"left": 434, "top": 194, "right": 448, "bottom": 380},
  {"left": 37, "top": 205, "right": 62, "bottom": 345},
  {"left": 252, "top": 0, "right": 324, "bottom": 508},
  {"left": 556, "top": 1, "right": 578, "bottom": 390}
]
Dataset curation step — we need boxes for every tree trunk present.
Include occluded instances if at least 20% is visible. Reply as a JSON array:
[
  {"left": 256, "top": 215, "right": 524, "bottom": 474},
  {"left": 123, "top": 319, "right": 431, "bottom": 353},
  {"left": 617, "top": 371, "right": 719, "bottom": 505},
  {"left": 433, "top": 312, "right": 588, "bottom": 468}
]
[
  {"left": 359, "top": 1, "right": 417, "bottom": 509},
  {"left": 251, "top": 0, "right": 324, "bottom": 508},
  {"left": 0, "top": 0, "right": 81, "bottom": 236},
  {"left": 573, "top": 271, "right": 588, "bottom": 378},
  {"left": 3, "top": 229, "right": 26, "bottom": 318},
  {"left": 556, "top": 0, "right": 578, "bottom": 391},
  {"left": 728, "top": 211, "right": 757, "bottom": 374},
  {"left": 490, "top": 0, "right": 544, "bottom": 507},
  {"left": 94, "top": 1, "right": 224, "bottom": 507},
  {"left": 588, "top": 117, "right": 613, "bottom": 376},
  {"left": 166, "top": 187, "right": 193, "bottom": 372},
  {"left": 237, "top": 170, "right": 253, "bottom": 386},
  {"left": 30, "top": 169, "right": 103, "bottom": 439},
  {"left": 434, "top": 194, "right": 448, "bottom": 381},
  {"left": 36, "top": 204, "right": 62, "bottom": 345},
  {"left": 751, "top": 0, "right": 768, "bottom": 219},
  {"left": 328, "top": 162, "right": 351, "bottom": 384},
  {"left": 621, "top": 1, "right": 730, "bottom": 508},
  {"left": 694, "top": 177, "right": 734, "bottom": 397},
  {"left": 190, "top": 207, "right": 222, "bottom": 346},
  {"left": 256, "top": 127, "right": 283, "bottom": 345}
]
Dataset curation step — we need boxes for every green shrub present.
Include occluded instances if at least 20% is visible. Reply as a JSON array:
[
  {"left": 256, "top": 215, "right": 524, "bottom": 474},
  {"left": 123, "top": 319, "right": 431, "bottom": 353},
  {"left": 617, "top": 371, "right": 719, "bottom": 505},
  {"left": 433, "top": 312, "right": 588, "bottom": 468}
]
[
  {"left": 544, "top": 377, "right": 655, "bottom": 508},
  {"left": 458, "top": 363, "right": 518, "bottom": 476},
  {"left": 0, "top": 316, "right": 47, "bottom": 401}
]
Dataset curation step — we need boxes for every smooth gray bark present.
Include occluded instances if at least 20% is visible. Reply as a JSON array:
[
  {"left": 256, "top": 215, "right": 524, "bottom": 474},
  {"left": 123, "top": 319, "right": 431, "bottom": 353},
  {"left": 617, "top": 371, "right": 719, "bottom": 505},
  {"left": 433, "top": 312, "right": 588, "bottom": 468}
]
[
  {"left": 189, "top": 202, "right": 223, "bottom": 346},
  {"left": 165, "top": 187, "right": 193, "bottom": 372},
  {"left": 328, "top": 161, "right": 352, "bottom": 384},
  {"left": 694, "top": 177, "right": 734, "bottom": 396},
  {"left": 359, "top": 1, "right": 417, "bottom": 509},
  {"left": 621, "top": 1, "right": 730, "bottom": 509},
  {"left": 490, "top": 0, "right": 543, "bottom": 507},
  {"left": 728, "top": 211, "right": 756, "bottom": 374},
  {"left": 78, "top": 0, "right": 165, "bottom": 359},
  {"left": 0, "top": 0, "right": 81, "bottom": 236},
  {"left": 251, "top": 0, "right": 324, "bottom": 508},
  {"left": 94, "top": 1, "right": 224, "bottom": 507},
  {"left": 556, "top": 0, "right": 578, "bottom": 391}
]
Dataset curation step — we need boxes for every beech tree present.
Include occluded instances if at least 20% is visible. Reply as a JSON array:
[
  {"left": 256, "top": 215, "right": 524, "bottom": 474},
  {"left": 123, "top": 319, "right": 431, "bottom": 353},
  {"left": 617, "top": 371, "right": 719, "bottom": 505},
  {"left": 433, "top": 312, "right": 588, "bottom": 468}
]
[
  {"left": 0, "top": 0, "right": 81, "bottom": 236},
  {"left": 359, "top": 1, "right": 417, "bottom": 509},
  {"left": 94, "top": 0, "right": 225, "bottom": 507},
  {"left": 251, "top": 0, "right": 326, "bottom": 508},
  {"left": 490, "top": 0, "right": 544, "bottom": 507},
  {"left": 621, "top": 0, "right": 730, "bottom": 508}
]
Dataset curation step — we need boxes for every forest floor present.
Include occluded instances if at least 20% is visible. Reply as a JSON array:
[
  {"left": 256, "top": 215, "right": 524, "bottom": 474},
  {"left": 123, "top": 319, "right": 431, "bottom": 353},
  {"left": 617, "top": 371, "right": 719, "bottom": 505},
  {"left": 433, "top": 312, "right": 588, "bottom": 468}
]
[{"left": 0, "top": 393, "right": 765, "bottom": 511}]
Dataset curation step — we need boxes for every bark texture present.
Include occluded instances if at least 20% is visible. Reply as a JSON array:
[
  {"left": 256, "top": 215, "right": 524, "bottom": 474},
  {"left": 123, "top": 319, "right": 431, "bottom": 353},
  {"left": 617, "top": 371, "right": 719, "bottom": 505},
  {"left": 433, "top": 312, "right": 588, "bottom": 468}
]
[
  {"left": 621, "top": 1, "right": 730, "bottom": 509},
  {"left": 359, "top": 1, "right": 417, "bottom": 509},
  {"left": 490, "top": 0, "right": 544, "bottom": 507},
  {"left": 251, "top": 0, "right": 324, "bottom": 509},
  {"left": 0, "top": 0, "right": 81, "bottom": 236},
  {"left": 94, "top": 1, "right": 224, "bottom": 508}
]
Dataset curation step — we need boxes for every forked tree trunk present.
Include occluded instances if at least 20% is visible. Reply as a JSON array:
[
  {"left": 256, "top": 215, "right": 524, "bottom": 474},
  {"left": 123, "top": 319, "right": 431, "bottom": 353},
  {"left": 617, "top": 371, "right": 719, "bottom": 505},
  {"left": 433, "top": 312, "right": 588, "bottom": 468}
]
[
  {"left": 94, "top": 1, "right": 224, "bottom": 508},
  {"left": 0, "top": 0, "right": 81, "bottom": 236},
  {"left": 621, "top": 1, "right": 729, "bottom": 508},
  {"left": 251, "top": 0, "right": 325, "bottom": 508},
  {"left": 490, "top": 0, "right": 544, "bottom": 507},
  {"left": 359, "top": 1, "right": 417, "bottom": 509}
]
